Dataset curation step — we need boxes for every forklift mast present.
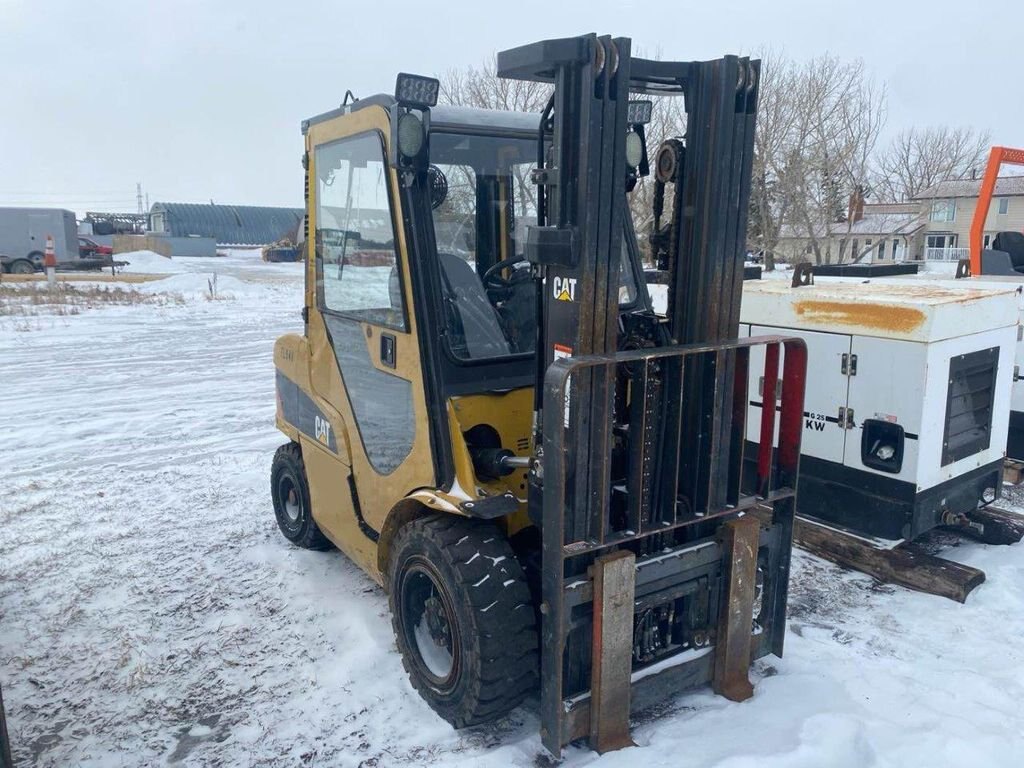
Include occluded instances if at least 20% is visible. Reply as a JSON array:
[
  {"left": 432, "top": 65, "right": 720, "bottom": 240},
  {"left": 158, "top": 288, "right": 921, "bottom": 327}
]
[{"left": 498, "top": 34, "right": 807, "bottom": 755}]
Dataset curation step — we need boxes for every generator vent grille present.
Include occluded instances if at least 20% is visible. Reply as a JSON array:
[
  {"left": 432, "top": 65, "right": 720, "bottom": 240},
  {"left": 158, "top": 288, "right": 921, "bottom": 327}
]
[{"left": 942, "top": 346, "right": 999, "bottom": 467}]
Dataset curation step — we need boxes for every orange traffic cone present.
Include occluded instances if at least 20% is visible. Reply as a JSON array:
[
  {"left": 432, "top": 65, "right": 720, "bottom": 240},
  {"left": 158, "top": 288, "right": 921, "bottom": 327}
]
[{"left": 44, "top": 235, "right": 57, "bottom": 286}]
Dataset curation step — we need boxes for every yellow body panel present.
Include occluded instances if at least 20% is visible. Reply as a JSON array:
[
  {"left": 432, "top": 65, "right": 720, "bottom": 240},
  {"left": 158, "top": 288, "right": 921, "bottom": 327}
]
[
  {"left": 446, "top": 389, "right": 534, "bottom": 535},
  {"left": 300, "top": 435, "right": 378, "bottom": 575},
  {"left": 275, "top": 104, "right": 538, "bottom": 586}
]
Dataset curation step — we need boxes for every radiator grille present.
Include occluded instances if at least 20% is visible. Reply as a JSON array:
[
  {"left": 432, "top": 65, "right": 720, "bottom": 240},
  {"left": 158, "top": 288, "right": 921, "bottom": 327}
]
[{"left": 942, "top": 346, "right": 999, "bottom": 466}]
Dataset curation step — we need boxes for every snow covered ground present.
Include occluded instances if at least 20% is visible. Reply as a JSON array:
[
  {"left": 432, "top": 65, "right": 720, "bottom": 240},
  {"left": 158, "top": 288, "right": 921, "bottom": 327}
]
[{"left": 2, "top": 250, "right": 1023, "bottom": 766}]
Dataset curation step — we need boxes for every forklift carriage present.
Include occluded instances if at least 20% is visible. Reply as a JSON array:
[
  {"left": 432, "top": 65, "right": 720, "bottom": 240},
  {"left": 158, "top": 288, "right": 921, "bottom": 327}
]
[{"left": 540, "top": 336, "right": 805, "bottom": 750}]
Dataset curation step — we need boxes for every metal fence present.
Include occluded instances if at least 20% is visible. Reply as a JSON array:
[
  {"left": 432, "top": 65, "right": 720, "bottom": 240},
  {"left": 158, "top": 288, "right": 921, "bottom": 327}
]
[{"left": 925, "top": 247, "right": 970, "bottom": 261}]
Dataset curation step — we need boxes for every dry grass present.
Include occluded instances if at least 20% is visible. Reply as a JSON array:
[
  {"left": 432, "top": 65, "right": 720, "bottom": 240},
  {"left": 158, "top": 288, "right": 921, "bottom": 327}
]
[
  {"left": 1, "top": 273, "right": 164, "bottom": 283},
  {"left": 0, "top": 282, "right": 183, "bottom": 320}
]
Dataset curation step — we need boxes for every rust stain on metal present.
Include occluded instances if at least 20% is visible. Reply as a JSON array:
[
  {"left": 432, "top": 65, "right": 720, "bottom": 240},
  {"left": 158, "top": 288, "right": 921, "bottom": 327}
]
[{"left": 793, "top": 300, "right": 926, "bottom": 333}]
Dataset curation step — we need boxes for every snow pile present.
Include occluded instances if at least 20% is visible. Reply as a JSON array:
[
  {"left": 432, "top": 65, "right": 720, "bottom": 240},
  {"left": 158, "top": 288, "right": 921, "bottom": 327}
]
[
  {"left": 2, "top": 258, "right": 1024, "bottom": 766},
  {"left": 119, "top": 250, "right": 190, "bottom": 274},
  {"left": 921, "top": 261, "right": 959, "bottom": 276},
  {"left": 137, "top": 272, "right": 254, "bottom": 299}
]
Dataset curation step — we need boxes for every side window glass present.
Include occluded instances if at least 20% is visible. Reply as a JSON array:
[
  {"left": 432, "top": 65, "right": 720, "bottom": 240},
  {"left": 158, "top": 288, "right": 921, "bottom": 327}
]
[
  {"left": 315, "top": 133, "right": 405, "bottom": 331},
  {"left": 431, "top": 163, "right": 478, "bottom": 262}
]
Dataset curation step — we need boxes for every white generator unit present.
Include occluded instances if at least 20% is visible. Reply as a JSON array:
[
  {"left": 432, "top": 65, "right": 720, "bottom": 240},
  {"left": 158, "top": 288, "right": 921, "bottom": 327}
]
[
  {"left": 741, "top": 279, "right": 1018, "bottom": 541},
  {"left": 871, "top": 272, "right": 1024, "bottom": 462}
]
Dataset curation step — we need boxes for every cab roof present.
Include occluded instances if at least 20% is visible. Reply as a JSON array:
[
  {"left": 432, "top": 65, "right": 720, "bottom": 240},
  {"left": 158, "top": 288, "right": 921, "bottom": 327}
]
[{"left": 302, "top": 94, "right": 541, "bottom": 137}]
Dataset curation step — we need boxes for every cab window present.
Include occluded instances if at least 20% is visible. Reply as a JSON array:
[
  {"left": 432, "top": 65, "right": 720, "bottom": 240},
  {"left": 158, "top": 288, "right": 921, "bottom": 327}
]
[
  {"left": 429, "top": 132, "right": 537, "bottom": 360},
  {"left": 428, "top": 131, "right": 640, "bottom": 362},
  {"left": 314, "top": 132, "right": 406, "bottom": 331}
]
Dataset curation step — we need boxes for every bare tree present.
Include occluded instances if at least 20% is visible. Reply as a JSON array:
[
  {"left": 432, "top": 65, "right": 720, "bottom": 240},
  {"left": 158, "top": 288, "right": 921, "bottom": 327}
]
[
  {"left": 748, "top": 50, "right": 800, "bottom": 271},
  {"left": 785, "top": 56, "right": 886, "bottom": 264},
  {"left": 438, "top": 51, "right": 890, "bottom": 269},
  {"left": 436, "top": 56, "right": 552, "bottom": 238},
  {"left": 438, "top": 54, "right": 685, "bottom": 266},
  {"left": 439, "top": 55, "right": 551, "bottom": 113},
  {"left": 874, "top": 126, "right": 990, "bottom": 202},
  {"left": 748, "top": 53, "right": 887, "bottom": 266}
]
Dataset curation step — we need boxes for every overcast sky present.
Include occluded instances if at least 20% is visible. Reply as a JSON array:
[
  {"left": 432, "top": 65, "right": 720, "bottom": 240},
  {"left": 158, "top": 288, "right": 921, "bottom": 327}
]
[{"left": 1, "top": 0, "right": 1021, "bottom": 215}]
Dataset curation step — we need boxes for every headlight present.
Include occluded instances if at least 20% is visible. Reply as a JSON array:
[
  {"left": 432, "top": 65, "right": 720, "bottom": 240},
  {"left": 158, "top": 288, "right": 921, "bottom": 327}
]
[
  {"left": 397, "top": 112, "right": 424, "bottom": 158},
  {"left": 625, "top": 131, "right": 644, "bottom": 169}
]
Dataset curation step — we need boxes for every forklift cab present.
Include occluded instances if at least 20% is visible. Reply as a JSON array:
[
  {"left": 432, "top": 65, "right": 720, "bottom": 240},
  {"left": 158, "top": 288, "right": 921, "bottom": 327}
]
[
  {"left": 289, "top": 92, "right": 653, "bottom": 559},
  {"left": 309, "top": 99, "right": 645, "bottom": 366}
]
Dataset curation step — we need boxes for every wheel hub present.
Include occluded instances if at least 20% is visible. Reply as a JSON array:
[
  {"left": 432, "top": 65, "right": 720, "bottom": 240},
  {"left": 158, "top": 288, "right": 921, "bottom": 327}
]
[
  {"left": 424, "top": 595, "right": 451, "bottom": 649},
  {"left": 403, "top": 564, "right": 458, "bottom": 684},
  {"left": 279, "top": 478, "right": 301, "bottom": 523}
]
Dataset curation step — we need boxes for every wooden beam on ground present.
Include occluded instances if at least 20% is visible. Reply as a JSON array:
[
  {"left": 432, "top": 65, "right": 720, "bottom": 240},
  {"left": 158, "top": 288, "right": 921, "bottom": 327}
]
[
  {"left": 789, "top": 514, "right": 985, "bottom": 603},
  {"left": 0, "top": 684, "right": 12, "bottom": 768},
  {"left": 965, "top": 506, "right": 1024, "bottom": 546},
  {"left": 1002, "top": 459, "right": 1024, "bottom": 485}
]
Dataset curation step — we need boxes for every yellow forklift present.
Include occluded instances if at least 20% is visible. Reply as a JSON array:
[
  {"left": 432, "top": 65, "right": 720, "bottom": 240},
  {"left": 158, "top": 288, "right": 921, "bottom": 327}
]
[{"left": 271, "top": 33, "right": 807, "bottom": 755}]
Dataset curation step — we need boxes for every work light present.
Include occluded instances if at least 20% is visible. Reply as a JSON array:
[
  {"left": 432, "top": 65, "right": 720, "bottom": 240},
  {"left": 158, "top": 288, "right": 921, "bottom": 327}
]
[
  {"left": 395, "top": 73, "right": 440, "bottom": 108},
  {"left": 627, "top": 100, "right": 652, "bottom": 125}
]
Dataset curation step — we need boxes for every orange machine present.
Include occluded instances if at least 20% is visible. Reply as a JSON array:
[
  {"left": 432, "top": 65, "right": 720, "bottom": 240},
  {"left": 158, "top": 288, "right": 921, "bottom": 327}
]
[{"left": 970, "top": 146, "right": 1024, "bottom": 274}]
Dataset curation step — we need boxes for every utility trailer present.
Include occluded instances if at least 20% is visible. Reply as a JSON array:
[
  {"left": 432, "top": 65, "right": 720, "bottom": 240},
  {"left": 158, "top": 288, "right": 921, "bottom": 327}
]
[
  {"left": 741, "top": 278, "right": 1020, "bottom": 599},
  {"left": 0, "top": 207, "right": 79, "bottom": 274}
]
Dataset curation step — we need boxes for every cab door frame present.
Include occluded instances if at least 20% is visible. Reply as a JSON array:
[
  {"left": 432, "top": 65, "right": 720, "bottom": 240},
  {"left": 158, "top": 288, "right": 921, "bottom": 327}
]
[{"left": 303, "top": 105, "right": 438, "bottom": 574}]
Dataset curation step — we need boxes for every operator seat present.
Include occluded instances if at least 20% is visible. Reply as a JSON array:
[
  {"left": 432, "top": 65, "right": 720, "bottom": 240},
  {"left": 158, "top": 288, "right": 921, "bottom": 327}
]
[
  {"left": 438, "top": 251, "right": 511, "bottom": 358},
  {"left": 993, "top": 232, "right": 1024, "bottom": 273}
]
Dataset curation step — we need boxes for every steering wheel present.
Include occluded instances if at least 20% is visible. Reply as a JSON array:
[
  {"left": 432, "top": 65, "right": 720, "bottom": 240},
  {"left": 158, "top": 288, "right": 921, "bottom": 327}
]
[{"left": 482, "top": 254, "right": 528, "bottom": 289}]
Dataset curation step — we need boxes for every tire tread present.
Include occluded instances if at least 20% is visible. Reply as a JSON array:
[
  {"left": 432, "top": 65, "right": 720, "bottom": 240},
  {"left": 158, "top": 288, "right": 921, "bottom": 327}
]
[{"left": 389, "top": 514, "right": 539, "bottom": 727}]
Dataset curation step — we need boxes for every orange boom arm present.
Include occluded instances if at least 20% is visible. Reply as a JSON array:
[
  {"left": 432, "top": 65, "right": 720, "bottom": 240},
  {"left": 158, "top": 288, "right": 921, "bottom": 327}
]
[{"left": 971, "top": 146, "right": 1024, "bottom": 274}]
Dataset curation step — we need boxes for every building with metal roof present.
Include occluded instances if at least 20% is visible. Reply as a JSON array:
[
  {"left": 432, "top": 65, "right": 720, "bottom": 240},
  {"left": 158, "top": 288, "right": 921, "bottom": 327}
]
[{"left": 148, "top": 202, "right": 303, "bottom": 246}]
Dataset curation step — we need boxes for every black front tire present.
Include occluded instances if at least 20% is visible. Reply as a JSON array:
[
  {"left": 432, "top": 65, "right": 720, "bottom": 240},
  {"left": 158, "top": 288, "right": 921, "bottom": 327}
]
[
  {"left": 389, "top": 514, "right": 538, "bottom": 728},
  {"left": 270, "top": 442, "right": 332, "bottom": 550}
]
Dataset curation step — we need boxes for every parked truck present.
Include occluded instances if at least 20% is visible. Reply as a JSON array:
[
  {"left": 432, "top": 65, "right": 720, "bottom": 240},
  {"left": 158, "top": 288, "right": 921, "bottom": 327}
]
[{"left": 0, "top": 207, "right": 79, "bottom": 273}]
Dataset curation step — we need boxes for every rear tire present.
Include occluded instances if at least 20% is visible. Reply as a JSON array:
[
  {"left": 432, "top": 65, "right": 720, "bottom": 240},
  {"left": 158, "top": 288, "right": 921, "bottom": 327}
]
[
  {"left": 270, "top": 442, "right": 332, "bottom": 550},
  {"left": 389, "top": 514, "right": 538, "bottom": 727},
  {"left": 9, "top": 260, "right": 34, "bottom": 275}
]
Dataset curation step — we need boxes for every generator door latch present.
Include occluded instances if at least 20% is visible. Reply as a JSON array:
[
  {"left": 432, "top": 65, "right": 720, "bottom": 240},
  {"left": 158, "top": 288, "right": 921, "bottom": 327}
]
[
  {"left": 838, "top": 406, "right": 855, "bottom": 429},
  {"left": 841, "top": 353, "right": 858, "bottom": 376}
]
